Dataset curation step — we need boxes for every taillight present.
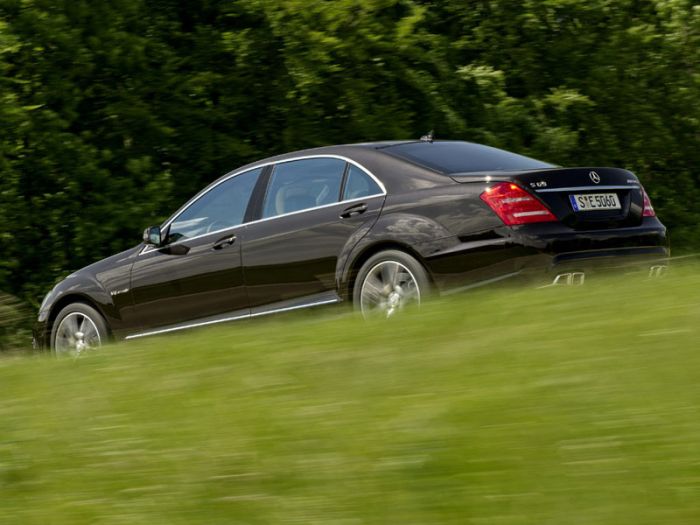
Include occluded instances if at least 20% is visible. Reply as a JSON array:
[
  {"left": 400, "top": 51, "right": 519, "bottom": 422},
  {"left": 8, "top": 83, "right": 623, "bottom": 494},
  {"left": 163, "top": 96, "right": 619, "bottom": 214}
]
[
  {"left": 480, "top": 182, "right": 557, "bottom": 226},
  {"left": 642, "top": 188, "right": 656, "bottom": 217}
]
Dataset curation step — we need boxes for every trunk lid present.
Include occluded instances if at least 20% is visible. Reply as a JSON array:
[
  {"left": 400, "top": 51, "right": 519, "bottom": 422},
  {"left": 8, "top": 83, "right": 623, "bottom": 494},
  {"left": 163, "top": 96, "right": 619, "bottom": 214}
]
[{"left": 451, "top": 167, "right": 645, "bottom": 229}]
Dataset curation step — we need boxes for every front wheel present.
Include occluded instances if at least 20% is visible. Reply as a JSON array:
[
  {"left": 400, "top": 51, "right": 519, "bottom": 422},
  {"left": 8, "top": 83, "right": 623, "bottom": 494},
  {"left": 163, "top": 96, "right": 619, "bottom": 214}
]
[
  {"left": 51, "top": 303, "right": 108, "bottom": 355},
  {"left": 353, "top": 250, "right": 431, "bottom": 319}
]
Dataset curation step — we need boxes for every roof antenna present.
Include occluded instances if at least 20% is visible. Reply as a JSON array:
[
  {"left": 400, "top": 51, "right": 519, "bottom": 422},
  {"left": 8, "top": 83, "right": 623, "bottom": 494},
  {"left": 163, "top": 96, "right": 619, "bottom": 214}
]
[{"left": 420, "top": 130, "right": 434, "bottom": 143}]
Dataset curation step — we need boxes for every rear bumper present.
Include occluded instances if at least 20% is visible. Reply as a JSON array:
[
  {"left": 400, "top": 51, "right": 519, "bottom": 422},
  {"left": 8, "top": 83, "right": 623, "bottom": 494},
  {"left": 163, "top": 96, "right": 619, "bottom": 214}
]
[
  {"left": 425, "top": 219, "right": 669, "bottom": 293},
  {"left": 527, "top": 246, "right": 669, "bottom": 286},
  {"left": 434, "top": 246, "right": 669, "bottom": 295}
]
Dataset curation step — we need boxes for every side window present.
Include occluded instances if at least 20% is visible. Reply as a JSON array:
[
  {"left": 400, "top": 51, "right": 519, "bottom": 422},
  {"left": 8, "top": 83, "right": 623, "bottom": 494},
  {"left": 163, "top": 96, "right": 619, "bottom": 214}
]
[
  {"left": 168, "top": 168, "right": 261, "bottom": 243},
  {"left": 262, "top": 158, "right": 345, "bottom": 219},
  {"left": 342, "top": 165, "right": 382, "bottom": 200}
]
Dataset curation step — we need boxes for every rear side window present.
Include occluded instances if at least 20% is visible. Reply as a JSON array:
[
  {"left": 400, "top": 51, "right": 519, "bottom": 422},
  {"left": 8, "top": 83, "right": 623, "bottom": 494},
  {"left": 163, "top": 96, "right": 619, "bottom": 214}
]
[
  {"left": 342, "top": 165, "right": 382, "bottom": 200},
  {"left": 262, "top": 158, "right": 345, "bottom": 219},
  {"left": 383, "top": 141, "right": 555, "bottom": 174}
]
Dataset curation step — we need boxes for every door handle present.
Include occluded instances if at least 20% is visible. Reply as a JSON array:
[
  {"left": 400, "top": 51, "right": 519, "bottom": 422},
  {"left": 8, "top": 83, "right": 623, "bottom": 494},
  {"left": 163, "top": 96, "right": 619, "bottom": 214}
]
[
  {"left": 213, "top": 234, "right": 236, "bottom": 250},
  {"left": 340, "top": 203, "right": 368, "bottom": 219}
]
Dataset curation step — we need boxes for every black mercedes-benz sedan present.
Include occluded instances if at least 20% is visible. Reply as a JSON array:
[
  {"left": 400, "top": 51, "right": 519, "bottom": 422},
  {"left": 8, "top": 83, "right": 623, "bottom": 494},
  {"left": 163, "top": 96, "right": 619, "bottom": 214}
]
[{"left": 34, "top": 139, "right": 669, "bottom": 352}]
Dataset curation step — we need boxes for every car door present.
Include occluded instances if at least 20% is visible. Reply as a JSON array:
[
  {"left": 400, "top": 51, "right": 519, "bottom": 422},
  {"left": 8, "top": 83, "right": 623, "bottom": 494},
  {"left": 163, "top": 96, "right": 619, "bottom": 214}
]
[
  {"left": 241, "top": 157, "right": 386, "bottom": 310},
  {"left": 125, "top": 167, "right": 262, "bottom": 332}
]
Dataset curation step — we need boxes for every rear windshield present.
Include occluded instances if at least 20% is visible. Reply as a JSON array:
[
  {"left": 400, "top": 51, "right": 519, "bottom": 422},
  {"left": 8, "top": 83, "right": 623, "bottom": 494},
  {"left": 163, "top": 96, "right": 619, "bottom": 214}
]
[{"left": 383, "top": 141, "right": 555, "bottom": 174}]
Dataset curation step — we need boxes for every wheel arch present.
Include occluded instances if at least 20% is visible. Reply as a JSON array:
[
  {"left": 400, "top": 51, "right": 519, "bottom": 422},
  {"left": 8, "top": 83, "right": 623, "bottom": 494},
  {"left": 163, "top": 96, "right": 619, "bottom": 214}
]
[
  {"left": 46, "top": 294, "right": 111, "bottom": 344},
  {"left": 341, "top": 241, "right": 435, "bottom": 301}
]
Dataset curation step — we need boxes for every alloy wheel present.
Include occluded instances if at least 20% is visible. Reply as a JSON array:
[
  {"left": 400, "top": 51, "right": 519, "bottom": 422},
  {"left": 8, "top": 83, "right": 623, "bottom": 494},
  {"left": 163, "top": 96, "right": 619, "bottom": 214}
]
[
  {"left": 54, "top": 312, "right": 102, "bottom": 354},
  {"left": 360, "top": 260, "right": 421, "bottom": 318}
]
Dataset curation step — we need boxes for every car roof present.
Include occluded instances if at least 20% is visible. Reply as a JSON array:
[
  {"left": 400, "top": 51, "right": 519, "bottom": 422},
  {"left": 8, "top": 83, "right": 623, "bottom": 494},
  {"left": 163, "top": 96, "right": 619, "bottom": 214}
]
[
  {"left": 246, "top": 140, "right": 420, "bottom": 161},
  {"left": 239, "top": 141, "right": 443, "bottom": 191}
]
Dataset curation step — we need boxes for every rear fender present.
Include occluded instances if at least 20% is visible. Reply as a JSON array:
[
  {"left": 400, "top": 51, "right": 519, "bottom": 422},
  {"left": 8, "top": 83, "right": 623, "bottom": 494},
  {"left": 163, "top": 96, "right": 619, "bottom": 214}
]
[{"left": 338, "top": 212, "right": 458, "bottom": 299}]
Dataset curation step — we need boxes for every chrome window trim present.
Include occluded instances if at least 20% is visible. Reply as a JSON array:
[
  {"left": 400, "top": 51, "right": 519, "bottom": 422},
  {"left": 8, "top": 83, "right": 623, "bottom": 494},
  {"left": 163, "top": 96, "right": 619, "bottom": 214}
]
[
  {"left": 124, "top": 297, "right": 340, "bottom": 340},
  {"left": 535, "top": 185, "right": 639, "bottom": 193},
  {"left": 139, "top": 193, "right": 384, "bottom": 255},
  {"left": 140, "top": 154, "right": 386, "bottom": 256}
]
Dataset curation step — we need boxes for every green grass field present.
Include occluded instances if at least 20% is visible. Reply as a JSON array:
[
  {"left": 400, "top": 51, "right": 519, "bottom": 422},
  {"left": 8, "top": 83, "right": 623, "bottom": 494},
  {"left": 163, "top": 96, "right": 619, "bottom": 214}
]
[{"left": 2, "top": 265, "right": 700, "bottom": 524}]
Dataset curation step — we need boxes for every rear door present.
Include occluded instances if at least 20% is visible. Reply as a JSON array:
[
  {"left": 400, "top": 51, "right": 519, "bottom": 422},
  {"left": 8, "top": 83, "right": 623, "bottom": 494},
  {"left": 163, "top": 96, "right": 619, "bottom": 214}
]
[
  {"left": 240, "top": 157, "right": 385, "bottom": 310},
  {"left": 125, "top": 168, "right": 262, "bottom": 332}
]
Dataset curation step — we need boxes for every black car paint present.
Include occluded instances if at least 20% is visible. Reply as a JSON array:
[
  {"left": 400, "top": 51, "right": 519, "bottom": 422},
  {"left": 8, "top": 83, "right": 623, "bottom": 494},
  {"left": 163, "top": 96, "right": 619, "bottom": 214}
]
[
  {"left": 240, "top": 193, "right": 385, "bottom": 308},
  {"left": 34, "top": 141, "right": 669, "bottom": 347}
]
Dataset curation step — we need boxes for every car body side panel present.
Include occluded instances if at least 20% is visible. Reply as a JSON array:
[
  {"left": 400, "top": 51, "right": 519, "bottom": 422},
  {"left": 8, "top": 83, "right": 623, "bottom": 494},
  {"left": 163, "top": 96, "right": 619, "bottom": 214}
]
[
  {"left": 126, "top": 230, "right": 249, "bottom": 332},
  {"left": 241, "top": 195, "right": 385, "bottom": 307},
  {"left": 35, "top": 248, "right": 138, "bottom": 346},
  {"left": 338, "top": 183, "right": 501, "bottom": 297}
]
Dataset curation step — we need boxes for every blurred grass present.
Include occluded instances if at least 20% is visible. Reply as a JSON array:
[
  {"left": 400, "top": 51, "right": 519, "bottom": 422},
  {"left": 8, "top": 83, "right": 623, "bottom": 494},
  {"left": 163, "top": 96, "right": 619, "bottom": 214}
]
[{"left": 1, "top": 265, "right": 700, "bottom": 524}]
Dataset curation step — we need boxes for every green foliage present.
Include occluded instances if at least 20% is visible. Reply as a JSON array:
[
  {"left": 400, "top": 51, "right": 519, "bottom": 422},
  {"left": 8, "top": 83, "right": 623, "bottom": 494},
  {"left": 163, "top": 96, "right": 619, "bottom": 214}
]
[
  {"left": 0, "top": 0, "right": 698, "bottom": 307},
  {"left": 1, "top": 266, "right": 699, "bottom": 522}
]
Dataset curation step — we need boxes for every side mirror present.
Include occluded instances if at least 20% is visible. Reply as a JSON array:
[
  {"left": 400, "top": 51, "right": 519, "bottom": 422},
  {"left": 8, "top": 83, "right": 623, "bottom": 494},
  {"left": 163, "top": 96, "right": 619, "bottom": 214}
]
[{"left": 143, "top": 226, "right": 162, "bottom": 246}]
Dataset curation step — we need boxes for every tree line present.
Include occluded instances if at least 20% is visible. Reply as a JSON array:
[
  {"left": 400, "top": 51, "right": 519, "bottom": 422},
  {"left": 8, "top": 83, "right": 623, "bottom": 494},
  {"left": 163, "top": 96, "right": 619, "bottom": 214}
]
[{"left": 0, "top": 0, "right": 698, "bottom": 314}]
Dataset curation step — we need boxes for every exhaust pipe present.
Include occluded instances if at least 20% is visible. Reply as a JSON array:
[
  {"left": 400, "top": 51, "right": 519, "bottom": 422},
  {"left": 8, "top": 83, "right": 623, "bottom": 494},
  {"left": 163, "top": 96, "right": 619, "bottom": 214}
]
[
  {"left": 541, "top": 265, "right": 667, "bottom": 288},
  {"left": 541, "top": 272, "right": 586, "bottom": 288},
  {"left": 554, "top": 272, "right": 585, "bottom": 286},
  {"left": 648, "top": 265, "right": 668, "bottom": 278}
]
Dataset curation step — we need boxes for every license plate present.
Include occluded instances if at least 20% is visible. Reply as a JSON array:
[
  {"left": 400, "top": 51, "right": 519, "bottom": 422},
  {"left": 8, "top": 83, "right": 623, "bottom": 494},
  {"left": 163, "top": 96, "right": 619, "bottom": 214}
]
[{"left": 569, "top": 193, "right": 621, "bottom": 212}]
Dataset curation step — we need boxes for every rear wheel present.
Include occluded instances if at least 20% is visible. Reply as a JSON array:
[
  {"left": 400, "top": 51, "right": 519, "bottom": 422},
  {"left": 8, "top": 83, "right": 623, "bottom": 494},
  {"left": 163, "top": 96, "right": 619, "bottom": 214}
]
[
  {"left": 51, "top": 303, "right": 108, "bottom": 355},
  {"left": 353, "top": 250, "right": 431, "bottom": 319}
]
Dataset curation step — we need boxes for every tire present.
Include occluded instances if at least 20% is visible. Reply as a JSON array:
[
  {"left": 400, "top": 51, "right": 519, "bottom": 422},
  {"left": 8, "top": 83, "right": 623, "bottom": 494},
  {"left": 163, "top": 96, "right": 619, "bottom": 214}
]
[
  {"left": 50, "top": 302, "right": 109, "bottom": 354},
  {"left": 353, "top": 249, "right": 431, "bottom": 319}
]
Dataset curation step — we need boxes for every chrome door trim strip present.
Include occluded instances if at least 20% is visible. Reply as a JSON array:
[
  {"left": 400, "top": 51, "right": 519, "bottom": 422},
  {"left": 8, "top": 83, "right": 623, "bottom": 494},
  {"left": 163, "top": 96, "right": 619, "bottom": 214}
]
[
  {"left": 124, "top": 313, "right": 250, "bottom": 339},
  {"left": 535, "top": 185, "right": 639, "bottom": 193},
  {"left": 124, "top": 297, "right": 340, "bottom": 340},
  {"left": 140, "top": 154, "right": 386, "bottom": 256}
]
